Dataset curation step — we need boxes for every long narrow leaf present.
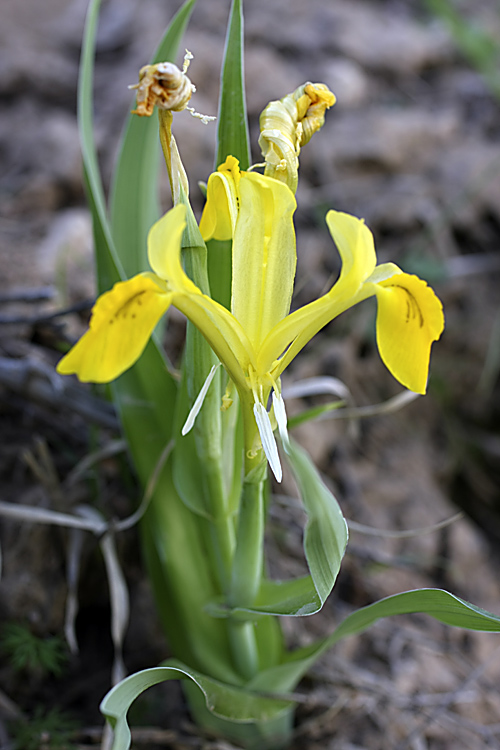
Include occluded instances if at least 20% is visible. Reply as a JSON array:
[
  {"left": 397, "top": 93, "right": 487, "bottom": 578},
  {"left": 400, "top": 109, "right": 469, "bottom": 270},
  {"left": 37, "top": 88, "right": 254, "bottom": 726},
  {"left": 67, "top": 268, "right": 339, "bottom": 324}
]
[
  {"left": 249, "top": 588, "right": 500, "bottom": 693},
  {"left": 79, "top": 0, "right": 124, "bottom": 291},
  {"left": 101, "top": 659, "right": 293, "bottom": 750},
  {"left": 208, "top": 0, "right": 250, "bottom": 310},
  {"left": 216, "top": 0, "right": 250, "bottom": 170},
  {"left": 110, "top": 0, "right": 198, "bottom": 277},
  {"left": 287, "top": 438, "right": 348, "bottom": 605},
  {"left": 205, "top": 575, "right": 321, "bottom": 619},
  {"left": 79, "top": 0, "right": 179, "bottom": 443}
]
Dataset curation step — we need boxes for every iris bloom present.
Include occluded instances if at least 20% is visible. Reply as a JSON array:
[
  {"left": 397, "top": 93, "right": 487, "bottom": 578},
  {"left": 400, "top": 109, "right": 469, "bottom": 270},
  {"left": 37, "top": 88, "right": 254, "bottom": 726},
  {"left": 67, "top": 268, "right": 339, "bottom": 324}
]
[{"left": 57, "top": 156, "right": 444, "bottom": 481}]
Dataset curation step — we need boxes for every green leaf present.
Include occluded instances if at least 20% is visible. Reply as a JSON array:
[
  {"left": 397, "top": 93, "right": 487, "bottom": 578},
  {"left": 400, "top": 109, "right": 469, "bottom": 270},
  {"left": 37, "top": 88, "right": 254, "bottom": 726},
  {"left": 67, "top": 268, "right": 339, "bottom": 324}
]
[
  {"left": 332, "top": 587, "right": 500, "bottom": 636},
  {"left": 110, "top": 0, "right": 198, "bottom": 278},
  {"left": 206, "top": 576, "right": 320, "bottom": 620},
  {"left": 249, "top": 588, "right": 500, "bottom": 693},
  {"left": 80, "top": 0, "right": 228, "bottom": 686},
  {"left": 216, "top": 0, "right": 251, "bottom": 170},
  {"left": 172, "top": 372, "right": 213, "bottom": 519},
  {"left": 101, "top": 659, "right": 294, "bottom": 750},
  {"left": 207, "top": 238, "right": 233, "bottom": 310},
  {"left": 111, "top": 345, "right": 177, "bottom": 461},
  {"left": 78, "top": 0, "right": 124, "bottom": 292},
  {"left": 78, "top": 0, "right": 245, "bottom": 707},
  {"left": 286, "top": 438, "right": 348, "bottom": 606},
  {"left": 206, "top": 438, "right": 348, "bottom": 619},
  {"left": 221, "top": 388, "right": 244, "bottom": 515},
  {"left": 207, "top": 0, "right": 250, "bottom": 311}
]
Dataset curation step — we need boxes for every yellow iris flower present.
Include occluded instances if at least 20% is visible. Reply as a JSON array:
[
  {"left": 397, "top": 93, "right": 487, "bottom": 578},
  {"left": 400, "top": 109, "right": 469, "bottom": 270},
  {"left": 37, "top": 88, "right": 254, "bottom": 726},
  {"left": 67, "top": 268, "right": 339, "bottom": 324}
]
[{"left": 57, "top": 156, "right": 444, "bottom": 480}]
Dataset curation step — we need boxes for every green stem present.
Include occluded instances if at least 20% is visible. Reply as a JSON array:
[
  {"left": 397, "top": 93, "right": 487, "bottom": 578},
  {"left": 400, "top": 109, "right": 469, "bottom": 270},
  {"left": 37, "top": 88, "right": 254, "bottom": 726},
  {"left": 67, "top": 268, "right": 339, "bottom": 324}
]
[
  {"left": 228, "top": 478, "right": 264, "bottom": 679},
  {"left": 228, "top": 622, "right": 260, "bottom": 682},
  {"left": 204, "top": 461, "right": 235, "bottom": 591},
  {"left": 226, "top": 398, "right": 268, "bottom": 679},
  {"left": 229, "top": 479, "right": 264, "bottom": 607}
]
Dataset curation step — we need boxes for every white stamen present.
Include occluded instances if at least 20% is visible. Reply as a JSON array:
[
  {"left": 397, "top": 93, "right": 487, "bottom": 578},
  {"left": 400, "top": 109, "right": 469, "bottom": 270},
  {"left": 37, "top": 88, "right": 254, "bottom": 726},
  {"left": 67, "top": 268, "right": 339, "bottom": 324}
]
[
  {"left": 253, "top": 402, "right": 282, "bottom": 483},
  {"left": 182, "top": 364, "right": 220, "bottom": 435},
  {"left": 272, "top": 392, "right": 290, "bottom": 453}
]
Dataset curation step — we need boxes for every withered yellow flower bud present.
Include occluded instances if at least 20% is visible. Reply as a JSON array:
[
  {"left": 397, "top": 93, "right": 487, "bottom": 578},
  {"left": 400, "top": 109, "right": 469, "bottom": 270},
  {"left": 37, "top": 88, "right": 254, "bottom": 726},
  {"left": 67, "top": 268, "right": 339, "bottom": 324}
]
[
  {"left": 128, "top": 52, "right": 214, "bottom": 204},
  {"left": 129, "top": 61, "right": 194, "bottom": 117},
  {"left": 259, "top": 82, "right": 336, "bottom": 192}
]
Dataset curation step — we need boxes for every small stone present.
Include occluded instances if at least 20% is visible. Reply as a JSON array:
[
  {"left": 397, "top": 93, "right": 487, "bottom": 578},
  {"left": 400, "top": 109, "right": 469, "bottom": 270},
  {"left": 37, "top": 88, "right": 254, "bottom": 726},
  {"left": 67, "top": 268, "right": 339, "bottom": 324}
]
[
  {"left": 322, "top": 58, "right": 370, "bottom": 109},
  {"left": 37, "top": 208, "right": 94, "bottom": 306}
]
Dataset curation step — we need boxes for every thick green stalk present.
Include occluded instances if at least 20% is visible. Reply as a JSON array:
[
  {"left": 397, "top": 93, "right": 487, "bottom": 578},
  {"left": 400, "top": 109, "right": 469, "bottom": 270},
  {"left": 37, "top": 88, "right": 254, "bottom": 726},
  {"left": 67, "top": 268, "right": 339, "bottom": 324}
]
[
  {"left": 228, "top": 477, "right": 265, "bottom": 680},
  {"left": 226, "top": 397, "right": 268, "bottom": 678},
  {"left": 229, "top": 479, "right": 265, "bottom": 607}
]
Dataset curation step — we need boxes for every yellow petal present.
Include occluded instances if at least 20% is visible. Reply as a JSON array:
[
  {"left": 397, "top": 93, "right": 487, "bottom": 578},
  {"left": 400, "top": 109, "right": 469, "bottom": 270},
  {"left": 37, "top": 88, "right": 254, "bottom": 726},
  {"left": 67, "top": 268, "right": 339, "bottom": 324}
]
[
  {"left": 146, "top": 194, "right": 257, "bottom": 389},
  {"left": 325, "top": 210, "right": 376, "bottom": 296},
  {"left": 147, "top": 203, "right": 187, "bottom": 282},
  {"left": 198, "top": 156, "right": 240, "bottom": 241},
  {"left": 56, "top": 273, "right": 171, "bottom": 383},
  {"left": 173, "top": 291, "right": 257, "bottom": 393},
  {"left": 232, "top": 171, "right": 296, "bottom": 349},
  {"left": 257, "top": 210, "right": 377, "bottom": 375},
  {"left": 374, "top": 273, "right": 444, "bottom": 394}
]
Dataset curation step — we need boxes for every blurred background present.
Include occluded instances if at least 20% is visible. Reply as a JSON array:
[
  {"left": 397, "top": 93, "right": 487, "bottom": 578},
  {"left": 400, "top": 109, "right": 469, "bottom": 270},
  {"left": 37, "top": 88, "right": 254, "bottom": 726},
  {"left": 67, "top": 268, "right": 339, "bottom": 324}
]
[{"left": 1, "top": 0, "right": 500, "bottom": 748}]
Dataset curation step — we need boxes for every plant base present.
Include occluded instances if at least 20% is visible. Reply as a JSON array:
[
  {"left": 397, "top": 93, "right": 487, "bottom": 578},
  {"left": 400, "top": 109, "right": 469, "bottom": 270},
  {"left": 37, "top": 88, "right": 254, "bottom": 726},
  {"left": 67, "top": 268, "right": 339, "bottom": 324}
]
[{"left": 183, "top": 681, "right": 295, "bottom": 750}]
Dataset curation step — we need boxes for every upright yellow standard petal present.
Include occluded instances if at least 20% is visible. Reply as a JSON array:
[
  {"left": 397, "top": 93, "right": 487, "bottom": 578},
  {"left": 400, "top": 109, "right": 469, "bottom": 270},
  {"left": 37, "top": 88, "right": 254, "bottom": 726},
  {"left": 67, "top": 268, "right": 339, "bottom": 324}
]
[
  {"left": 56, "top": 273, "right": 171, "bottom": 383},
  {"left": 232, "top": 172, "right": 296, "bottom": 349},
  {"left": 198, "top": 156, "right": 241, "bottom": 242},
  {"left": 374, "top": 273, "right": 444, "bottom": 394}
]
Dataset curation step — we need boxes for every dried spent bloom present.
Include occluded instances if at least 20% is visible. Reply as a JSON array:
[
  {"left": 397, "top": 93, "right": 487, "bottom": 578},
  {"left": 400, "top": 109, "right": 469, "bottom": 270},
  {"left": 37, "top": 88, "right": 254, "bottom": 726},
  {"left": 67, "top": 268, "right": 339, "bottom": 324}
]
[
  {"left": 130, "top": 57, "right": 195, "bottom": 117},
  {"left": 129, "top": 51, "right": 215, "bottom": 203},
  {"left": 259, "top": 82, "right": 336, "bottom": 192},
  {"left": 129, "top": 50, "right": 215, "bottom": 123}
]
